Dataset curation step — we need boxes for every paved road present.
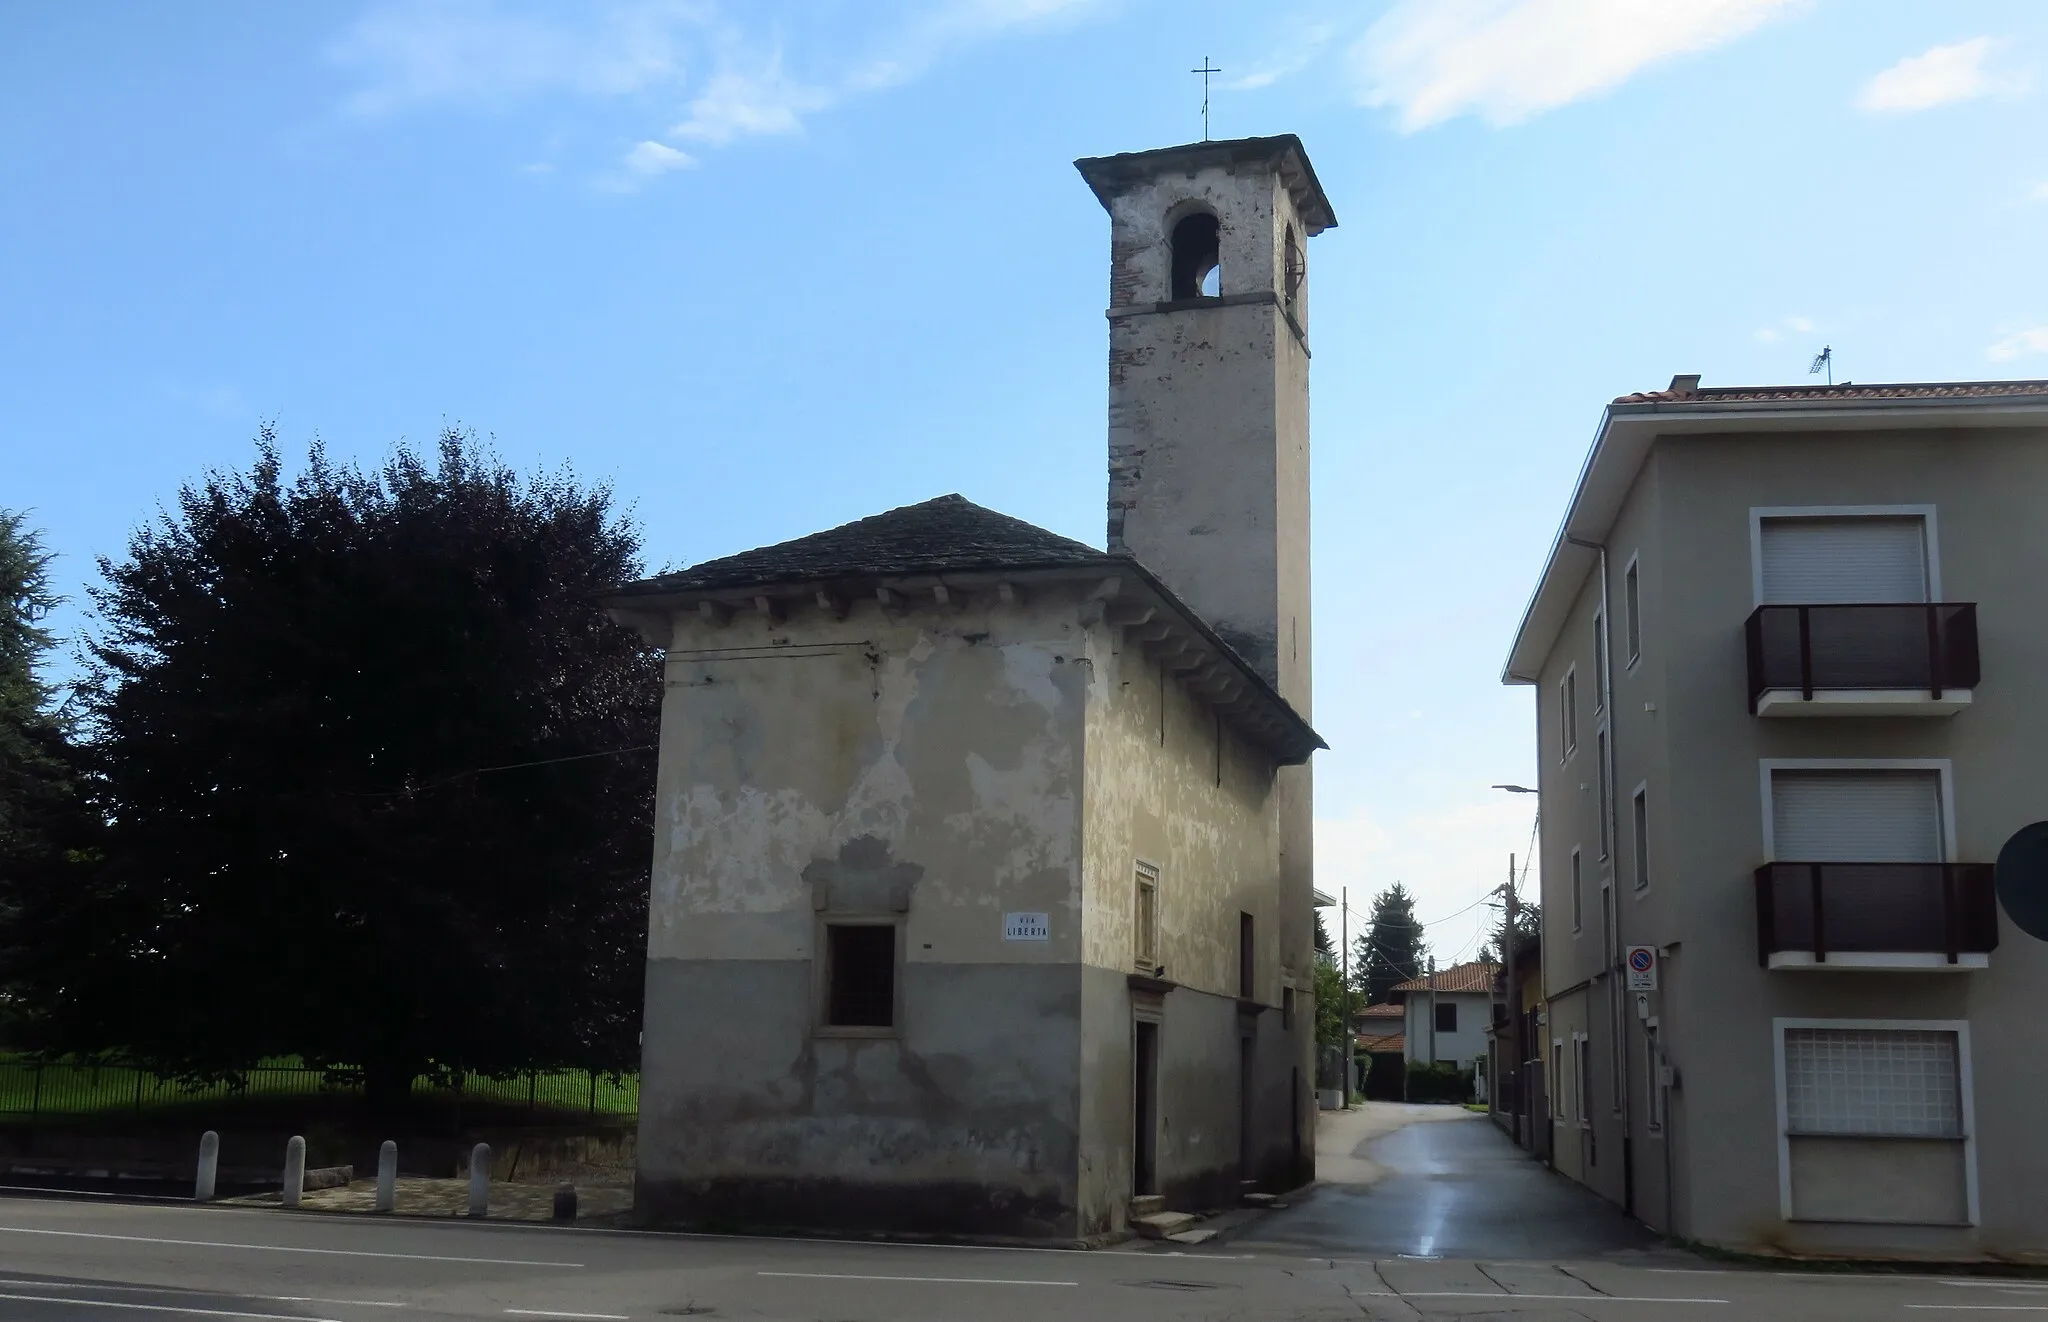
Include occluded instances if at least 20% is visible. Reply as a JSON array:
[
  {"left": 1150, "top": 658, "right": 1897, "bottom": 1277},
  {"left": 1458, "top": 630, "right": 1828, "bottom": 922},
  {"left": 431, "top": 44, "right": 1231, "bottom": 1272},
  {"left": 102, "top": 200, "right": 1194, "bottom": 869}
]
[
  {"left": 0, "top": 1190, "right": 2042, "bottom": 1321},
  {"left": 1226, "top": 1107, "right": 1658, "bottom": 1259}
]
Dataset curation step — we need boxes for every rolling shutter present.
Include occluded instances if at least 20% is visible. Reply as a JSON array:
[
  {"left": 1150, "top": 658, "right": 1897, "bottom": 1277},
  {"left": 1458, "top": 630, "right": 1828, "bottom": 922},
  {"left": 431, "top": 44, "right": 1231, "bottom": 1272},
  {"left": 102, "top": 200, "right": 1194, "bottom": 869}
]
[
  {"left": 1770, "top": 769, "right": 1943, "bottom": 862},
  {"left": 1759, "top": 517, "right": 1928, "bottom": 604}
]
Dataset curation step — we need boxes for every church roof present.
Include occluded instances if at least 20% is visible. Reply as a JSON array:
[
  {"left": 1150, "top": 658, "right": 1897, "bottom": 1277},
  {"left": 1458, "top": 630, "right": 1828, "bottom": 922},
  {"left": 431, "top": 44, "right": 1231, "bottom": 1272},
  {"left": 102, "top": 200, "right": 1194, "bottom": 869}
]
[
  {"left": 613, "top": 495, "right": 1108, "bottom": 596},
  {"left": 1075, "top": 134, "right": 1338, "bottom": 235}
]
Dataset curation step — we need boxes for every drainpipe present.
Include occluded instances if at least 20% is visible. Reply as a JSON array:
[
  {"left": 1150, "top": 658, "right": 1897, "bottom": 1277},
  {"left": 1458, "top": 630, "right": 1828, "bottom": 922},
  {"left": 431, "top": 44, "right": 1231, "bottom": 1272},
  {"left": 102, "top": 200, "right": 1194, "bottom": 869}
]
[{"left": 1565, "top": 533, "right": 1633, "bottom": 1217}]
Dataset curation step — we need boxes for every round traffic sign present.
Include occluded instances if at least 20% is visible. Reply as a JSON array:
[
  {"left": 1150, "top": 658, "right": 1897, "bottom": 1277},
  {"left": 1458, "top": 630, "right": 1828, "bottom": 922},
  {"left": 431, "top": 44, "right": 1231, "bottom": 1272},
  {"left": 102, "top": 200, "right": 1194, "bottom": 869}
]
[
  {"left": 1628, "top": 948, "right": 1654, "bottom": 973},
  {"left": 1995, "top": 821, "right": 2048, "bottom": 942}
]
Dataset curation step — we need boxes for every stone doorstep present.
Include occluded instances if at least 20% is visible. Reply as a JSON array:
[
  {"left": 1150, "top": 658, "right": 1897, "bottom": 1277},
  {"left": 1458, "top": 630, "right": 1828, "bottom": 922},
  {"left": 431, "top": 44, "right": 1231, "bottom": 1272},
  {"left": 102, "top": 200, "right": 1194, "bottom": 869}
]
[
  {"left": 1132, "top": 1211, "right": 1198, "bottom": 1239},
  {"left": 1240, "top": 1191, "right": 1277, "bottom": 1206},
  {"left": 1164, "top": 1227, "right": 1219, "bottom": 1245},
  {"left": 1128, "top": 1193, "right": 1165, "bottom": 1217}
]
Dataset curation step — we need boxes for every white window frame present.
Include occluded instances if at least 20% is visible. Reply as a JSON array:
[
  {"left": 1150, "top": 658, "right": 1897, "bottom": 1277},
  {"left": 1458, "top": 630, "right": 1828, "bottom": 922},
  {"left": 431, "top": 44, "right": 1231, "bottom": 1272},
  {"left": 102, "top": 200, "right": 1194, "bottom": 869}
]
[
  {"left": 1631, "top": 782, "right": 1650, "bottom": 892},
  {"left": 1552, "top": 1038, "right": 1566, "bottom": 1120},
  {"left": 1771, "top": 1017, "right": 1978, "bottom": 1225},
  {"left": 1573, "top": 1032, "right": 1592, "bottom": 1129},
  {"left": 1570, "top": 847, "right": 1583, "bottom": 933},
  {"left": 1622, "top": 552, "right": 1642, "bottom": 668},
  {"left": 1596, "top": 729, "right": 1611, "bottom": 860},
  {"left": 1559, "top": 665, "right": 1578, "bottom": 761},
  {"left": 1748, "top": 505, "right": 1942, "bottom": 608},
  {"left": 1757, "top": 758, "right": 1957, "bottom": 863},
  {"left": 1592, "top": 610, "right": 1607, "bottom": 712},
  {"left": 1644, "top": 1017, "right": 1663, "bottom": 1133}
]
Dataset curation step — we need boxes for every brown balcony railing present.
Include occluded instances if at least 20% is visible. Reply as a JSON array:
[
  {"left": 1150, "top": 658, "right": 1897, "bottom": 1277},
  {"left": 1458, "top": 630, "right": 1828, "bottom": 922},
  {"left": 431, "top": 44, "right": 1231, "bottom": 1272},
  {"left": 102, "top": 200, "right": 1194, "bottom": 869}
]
[
  {"left": 1745, "top": 603, "right": 1979, "bottom": 713},
  {"left": 1754, "top": 862, "right": 1999, "bottom": 966}
]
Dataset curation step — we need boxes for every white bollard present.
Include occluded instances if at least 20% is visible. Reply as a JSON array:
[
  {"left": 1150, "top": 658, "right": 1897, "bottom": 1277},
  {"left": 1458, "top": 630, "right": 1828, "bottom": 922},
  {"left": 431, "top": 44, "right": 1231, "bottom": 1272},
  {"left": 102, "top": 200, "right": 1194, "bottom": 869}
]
[
  {"left": 281, "top": 1135, "right": 306, "bottom": 1209},
  {"left": 194, "top": 1131, "right": 219, "bottom": 1202},
  {"left": 467, "top": 1142, "right": 490, "bottom": 1218},
  {"left": 375, "top": 1140, "right": 397, "bottom": 1214}
]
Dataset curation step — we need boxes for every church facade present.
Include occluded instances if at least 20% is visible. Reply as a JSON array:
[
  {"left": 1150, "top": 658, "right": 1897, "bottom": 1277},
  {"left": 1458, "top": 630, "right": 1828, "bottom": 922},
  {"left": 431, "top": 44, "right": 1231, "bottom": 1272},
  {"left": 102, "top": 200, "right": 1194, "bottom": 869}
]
[{"left": 605, "top": 135, "right": 1334, "bottom": 1242}]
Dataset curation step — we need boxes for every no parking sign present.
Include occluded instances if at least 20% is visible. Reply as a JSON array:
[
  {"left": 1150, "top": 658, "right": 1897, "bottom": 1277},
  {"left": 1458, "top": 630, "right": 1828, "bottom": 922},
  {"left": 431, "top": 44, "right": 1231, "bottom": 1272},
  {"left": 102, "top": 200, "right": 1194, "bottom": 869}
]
[{"left": 1625, "top": 945, "right": 1658, "bottom": 991}]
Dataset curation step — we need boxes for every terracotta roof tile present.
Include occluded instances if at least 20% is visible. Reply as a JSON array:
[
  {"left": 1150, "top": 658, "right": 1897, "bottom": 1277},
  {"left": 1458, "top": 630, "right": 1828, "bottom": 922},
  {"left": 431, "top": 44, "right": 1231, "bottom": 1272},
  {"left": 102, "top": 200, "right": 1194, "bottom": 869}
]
[
  {"left": 1613, "top": 379, "right": 2048, "bottom": 406},
  {"left": 1357, "top": 1001, "right": 1404, "bottom": 1019},
  {"left": 1390, "top": 960, "right": 1499, "bottom": 995},
  {"left": 1357, "top": 1031, "right": 1405, "bottom": 1054}
]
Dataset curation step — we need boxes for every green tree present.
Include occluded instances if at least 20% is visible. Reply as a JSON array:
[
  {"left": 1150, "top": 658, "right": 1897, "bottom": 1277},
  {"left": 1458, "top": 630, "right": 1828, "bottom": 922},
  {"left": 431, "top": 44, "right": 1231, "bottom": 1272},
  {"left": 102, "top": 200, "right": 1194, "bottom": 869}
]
[
  {"left": 19, "top": 429, "right": 660, "bottom": 1108},
  {"left": 1313, "top": 952, "right": 1348, "bottom": 1050},
  {"left": 1355, "top": 882, "right": 1427, "bottom": 1006},
  {"left": 1480, "top": 900, "right": 1542, "bottom": 965},
  {"left": 1314, "top": 908, "right": 1333, "bottom": 958}
]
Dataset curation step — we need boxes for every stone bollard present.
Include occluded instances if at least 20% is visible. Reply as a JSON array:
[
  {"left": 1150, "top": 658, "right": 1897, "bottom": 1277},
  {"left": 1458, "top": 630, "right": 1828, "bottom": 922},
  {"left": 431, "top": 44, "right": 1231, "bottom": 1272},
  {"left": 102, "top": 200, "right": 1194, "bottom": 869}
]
[
  {"left": 194, "top": 1131, "right": 220, "bottom": 1202},
  {"left": 551, "top": 1182, "right": 576, "bottom": 1222},
  {"left": 374, "top": 1141, "right": 397, "bottom": 1214},
  {"left": 281, "top": 1135, "right": 306, "bottom": 1209},
  {"left": 466, "top": 1142, "right": 490, "bottom": 1219}
]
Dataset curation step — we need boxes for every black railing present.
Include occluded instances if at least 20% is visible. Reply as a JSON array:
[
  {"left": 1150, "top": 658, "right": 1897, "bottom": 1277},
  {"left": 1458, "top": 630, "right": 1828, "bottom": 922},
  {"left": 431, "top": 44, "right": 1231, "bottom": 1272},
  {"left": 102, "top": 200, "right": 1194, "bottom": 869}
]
[
  {"left": 1745, "top": 603, "right": 1979, "bottom": 713},
  {"left": 1755, "top": 862, "right": 1998, "bottom": 966}
]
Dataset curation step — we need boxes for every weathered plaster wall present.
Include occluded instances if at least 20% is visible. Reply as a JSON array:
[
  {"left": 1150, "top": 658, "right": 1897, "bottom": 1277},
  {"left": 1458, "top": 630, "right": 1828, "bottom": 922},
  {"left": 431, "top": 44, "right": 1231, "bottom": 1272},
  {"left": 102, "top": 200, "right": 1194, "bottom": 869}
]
[
  {"left": 1075, "top": 612, "right": 1298, "bottom": 1227},
  {"left": 636, "top": 590, "right": 1094, "bottom": 1237}
]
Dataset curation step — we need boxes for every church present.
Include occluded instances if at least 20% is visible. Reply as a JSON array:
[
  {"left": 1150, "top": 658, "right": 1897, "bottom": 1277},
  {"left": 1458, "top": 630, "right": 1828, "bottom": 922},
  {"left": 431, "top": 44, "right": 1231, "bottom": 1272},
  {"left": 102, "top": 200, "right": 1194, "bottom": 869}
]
[{"left": 604, "top": 133, "right": 1334, "bottom": 1242}]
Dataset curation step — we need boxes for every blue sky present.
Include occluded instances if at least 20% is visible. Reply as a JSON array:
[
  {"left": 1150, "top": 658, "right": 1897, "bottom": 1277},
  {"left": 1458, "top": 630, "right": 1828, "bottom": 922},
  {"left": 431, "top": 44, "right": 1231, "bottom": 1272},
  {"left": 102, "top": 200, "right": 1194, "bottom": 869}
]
[{"left": 6, "top": 0, "right": 2046, "bottom": 963}]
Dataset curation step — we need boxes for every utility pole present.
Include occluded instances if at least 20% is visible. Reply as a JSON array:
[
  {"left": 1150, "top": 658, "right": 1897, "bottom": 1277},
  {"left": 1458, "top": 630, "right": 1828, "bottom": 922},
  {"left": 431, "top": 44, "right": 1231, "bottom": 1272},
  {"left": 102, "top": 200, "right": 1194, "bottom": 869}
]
[
  {"left": 1427, "top": 953, "right": 1438, "bottom": 1066},
  {"left": 1341, "top": 887, "right": 1353, "bottom": 1105},
  {"left": 1504, "top": 854, "right": 1521, "bottom": 1145}
]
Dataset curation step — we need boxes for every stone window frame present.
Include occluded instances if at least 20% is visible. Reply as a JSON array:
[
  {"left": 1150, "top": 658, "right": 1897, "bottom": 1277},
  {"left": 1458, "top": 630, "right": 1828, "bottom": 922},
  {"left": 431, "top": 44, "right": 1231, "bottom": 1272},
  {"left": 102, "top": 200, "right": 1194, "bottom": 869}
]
[
  {"left": 812, "top": 913, "right": 904, "bottom": 1040},
  {"left": 1134, "top": 858, "right": 1161, "bottom": 974}
]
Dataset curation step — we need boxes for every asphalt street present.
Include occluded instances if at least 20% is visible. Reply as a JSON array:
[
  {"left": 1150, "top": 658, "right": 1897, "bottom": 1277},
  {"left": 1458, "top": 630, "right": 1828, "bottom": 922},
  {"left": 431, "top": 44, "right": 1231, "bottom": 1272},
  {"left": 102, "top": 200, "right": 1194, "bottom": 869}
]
[{"left": 0, "top": 1190, "right": 2042, "bottom": 1322}]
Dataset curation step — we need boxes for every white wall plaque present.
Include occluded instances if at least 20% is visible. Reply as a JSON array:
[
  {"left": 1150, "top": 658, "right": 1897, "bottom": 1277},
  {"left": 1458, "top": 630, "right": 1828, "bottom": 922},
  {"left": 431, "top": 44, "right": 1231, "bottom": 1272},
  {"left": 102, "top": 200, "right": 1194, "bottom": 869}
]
[{"left": 1003, "top": 912, "right": 1050, "bottom": 942}]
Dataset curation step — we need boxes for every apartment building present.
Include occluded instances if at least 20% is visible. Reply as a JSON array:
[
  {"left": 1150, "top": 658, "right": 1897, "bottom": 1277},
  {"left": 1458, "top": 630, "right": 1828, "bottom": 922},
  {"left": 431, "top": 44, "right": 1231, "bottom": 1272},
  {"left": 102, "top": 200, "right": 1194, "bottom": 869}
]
[{"left": 1503, "top": 376, "right": 2048, "bottom": 1261}]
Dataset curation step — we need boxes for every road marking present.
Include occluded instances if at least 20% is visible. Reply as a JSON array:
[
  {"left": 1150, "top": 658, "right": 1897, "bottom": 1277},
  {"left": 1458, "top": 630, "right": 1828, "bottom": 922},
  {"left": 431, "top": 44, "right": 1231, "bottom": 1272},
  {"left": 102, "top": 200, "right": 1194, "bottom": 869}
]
[
  {"left": 1404, "top": 1293, "right": 1729, "bottom": 1304},
  {"left": 504, "top": 1311, "right": 630, "bottom": 1320},
  {"left": 1906, "top": 1308, "right": 2048, "bottom": 1313},
  {"left": 1944, "top": 1283, "right": 2048, "bottom": 1292},
  {"left": 0, "top": 1280, "right": 403, "bottom": 1307},
  {"left": 757, "top": 1271, "right": 1078, "bottom": 1287},
  {"left": 0, "top": 1224, "right": 581, "bottom": 1267},
  {"left": 0, "top": 1290, "right": 346, "bottom": 1322}
]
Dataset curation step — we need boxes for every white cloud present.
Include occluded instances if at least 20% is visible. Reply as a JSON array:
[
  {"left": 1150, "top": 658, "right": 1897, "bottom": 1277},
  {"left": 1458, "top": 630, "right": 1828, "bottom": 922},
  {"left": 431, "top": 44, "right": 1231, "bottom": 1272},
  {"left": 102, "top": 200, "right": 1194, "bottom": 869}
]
[
  {"left": 623, "top": 139, "right": 694, "bottom": 174},
  {"left": 670, "top": 59, "right": 833, "bottom": 144},
  {"left": 1350, "top": 0, "right": 1803, "bottom": 132},
  {"left": 1753, "top": 313, "right": 1815, "bottom": 344},
  {"left": 1225, "top": 22, "right": 1340, "bottom": 92},
  {"left": 1855, "top": 37, "right": 2009, "bottom": 114},
  {"left": 1988, "top": 327, "right": 2048, "bottom": 362}
]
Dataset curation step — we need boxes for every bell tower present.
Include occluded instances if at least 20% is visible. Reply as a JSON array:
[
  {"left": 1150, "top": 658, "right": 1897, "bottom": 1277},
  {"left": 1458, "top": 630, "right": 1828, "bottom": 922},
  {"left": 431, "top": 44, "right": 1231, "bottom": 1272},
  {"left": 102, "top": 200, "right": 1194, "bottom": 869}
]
[{"left": 1074, "top": 135, "right": 1333, "bottom": 707}]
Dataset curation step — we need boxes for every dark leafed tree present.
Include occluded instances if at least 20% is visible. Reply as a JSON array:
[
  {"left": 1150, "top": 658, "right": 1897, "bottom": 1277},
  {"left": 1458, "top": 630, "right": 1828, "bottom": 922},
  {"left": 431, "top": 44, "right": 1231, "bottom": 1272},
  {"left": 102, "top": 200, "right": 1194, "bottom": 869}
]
[
  {"left": 1353, "top": 882, "right": 1427, "bottom": 1007},
  {"left": 1313, "top": 907, "right": 1333, "bottom": 959},
  {"left": 0, "top": 511, "right": 97, "bottom": 1035},
  {"left": 26, "top": 429, "right": 660, "bottom": 1108},
  {"left": 1480, "top": 901, "right": 1542, "bottom": 966}
]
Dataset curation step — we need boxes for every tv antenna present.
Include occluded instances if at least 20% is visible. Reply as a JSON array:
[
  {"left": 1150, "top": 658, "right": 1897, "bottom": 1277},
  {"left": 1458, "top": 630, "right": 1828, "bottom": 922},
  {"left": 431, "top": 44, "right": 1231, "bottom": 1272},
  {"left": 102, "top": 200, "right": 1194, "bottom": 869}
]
[{"left": 1809, "top": 345, "right": 1834, "bottom": 386}]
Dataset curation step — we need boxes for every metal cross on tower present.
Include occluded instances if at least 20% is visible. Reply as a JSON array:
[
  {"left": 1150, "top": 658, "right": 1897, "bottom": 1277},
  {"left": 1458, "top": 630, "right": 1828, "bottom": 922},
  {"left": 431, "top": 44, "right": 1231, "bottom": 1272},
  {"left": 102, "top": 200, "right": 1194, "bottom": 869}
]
[{"left": 1191, "top": 57, "right": 1222, "bottom": 140}]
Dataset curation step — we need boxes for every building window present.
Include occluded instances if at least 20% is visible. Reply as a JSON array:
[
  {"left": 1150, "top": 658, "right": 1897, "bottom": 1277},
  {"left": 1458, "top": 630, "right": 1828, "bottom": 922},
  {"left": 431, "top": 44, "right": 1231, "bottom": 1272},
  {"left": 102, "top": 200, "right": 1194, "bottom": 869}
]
[
  {"left": 1134, "top": 861, "right": 1160, "bottom": 972},
  {"left": 1596, "top": 730, "right": 1610, "bottom": 859},
  {"left": 1170, "top": 211, "right": 1221, "bottom": 299},
  {"left": 1757, "top": 513, "right": 1930, "bottom": 606},
  {"left": 1435, "top": 1002, "right": 1458, "bottom": 1034},
  {"left": 1785, "top": 1027, "right": 1960, "bottom": 1137},
  {"left": 1238, "top": 912, "right": 1255, "bottom": 999},
  {"left": 1282, "top": 224, "right": 1303, "bottom": 306},
  {"left": 1281, "top": 986, "right": 1295, "bottom": 1031},
  {"left": 1632, "top": 787, "right": 1650, "bottom": 891},
  {"left": 1553, "top": 1039, "right": 1566, "bottom": 1120},
  {"left": 1570, "top": 848, "right": 1583, "bottom": 932},
  {"left": 1575, "top": 1034, "right": 1593, "bottom": 1128},
  {"left": 1593, "top": 612, "right": 1607, "bottom": 711},
  {"left": 1624, "top": 558, "right": 1642, "bottom": 666},
  {"left": 823, "top": 923, "right": 896, "bottom": 1029},
  {"left": 1560, "top": 668, "right": 1578, "bottom": 759},
  {"left": 1768, "top": 767, "right": 1945, "bottom": 862}
]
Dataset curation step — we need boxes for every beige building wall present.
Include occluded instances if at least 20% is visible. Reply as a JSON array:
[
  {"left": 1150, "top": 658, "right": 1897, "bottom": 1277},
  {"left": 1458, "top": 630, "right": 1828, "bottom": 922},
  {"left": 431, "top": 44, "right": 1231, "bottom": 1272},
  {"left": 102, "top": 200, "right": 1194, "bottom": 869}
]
[{"left": 1531, "top": 417, "right": 2048, "bottom": 1260}]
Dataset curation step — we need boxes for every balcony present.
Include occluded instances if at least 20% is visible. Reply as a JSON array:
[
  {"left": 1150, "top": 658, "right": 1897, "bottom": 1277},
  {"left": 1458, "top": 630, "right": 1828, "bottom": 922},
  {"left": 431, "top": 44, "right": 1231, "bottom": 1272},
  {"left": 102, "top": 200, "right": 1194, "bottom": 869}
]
[
  {"left": 1745, "top": 603, "right": 1979, "bottom": 717},
  {"left": 1755, "top": 862, "right": 1998, "bottom": 971}
]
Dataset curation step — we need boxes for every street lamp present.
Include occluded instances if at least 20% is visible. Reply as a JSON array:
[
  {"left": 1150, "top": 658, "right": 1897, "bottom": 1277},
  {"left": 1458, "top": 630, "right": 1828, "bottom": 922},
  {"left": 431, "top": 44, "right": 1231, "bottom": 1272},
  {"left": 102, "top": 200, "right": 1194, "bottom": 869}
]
[{"left": 1492, "top": 784, "right": 1537, "bottom": 794}]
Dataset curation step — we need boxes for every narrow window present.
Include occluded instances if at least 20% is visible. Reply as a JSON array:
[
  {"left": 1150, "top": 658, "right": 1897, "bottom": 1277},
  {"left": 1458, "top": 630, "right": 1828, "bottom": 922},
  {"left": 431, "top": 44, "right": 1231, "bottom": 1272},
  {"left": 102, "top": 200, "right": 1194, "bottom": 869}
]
[
  {"left": 824, "top": 924, "right": 896, "bottom": 1028},
  {"left": 1553, "top": 1040, "right": 1566, "bottom": 1119},
  {"left": 1576, "top": 1035, "right": 1593, "bottom": 1127},
  {"left": 1435, "top": 1001, "right": 1458, "bottom": 1034},
  {"left": 1596, "top": 730, "right": 1611, "bottom": 859},
  {"left": 1560, "top": 669, "right": 1578, "bottom": 759},
  {"left": 1624, "top": 560, "right": 1642, "bottom": 665},
  {"left": 1632, "top": 788, "right": 1650, "bottom": 891},
  {"left": 1570, "top": 849, "right": 1583, "bottom": 932},
  {"left": 1238, "top": 912, "right": 1255, "bottom": 999},
  {"left": 1281, "top": 986, "right": 1295, "bottom": 1031},
  {"left": 1593, "top": 612, "right": 1607, "bottom": 711},
  {"left": 1282, "top": 224, "right": 1303, "bottom": 306},
  {"left": 1170, "top": 212, "right": 1221, "bottom": 299},
  {"left": 1134, "top": 862, "right": 1160, "bottom": 971}
]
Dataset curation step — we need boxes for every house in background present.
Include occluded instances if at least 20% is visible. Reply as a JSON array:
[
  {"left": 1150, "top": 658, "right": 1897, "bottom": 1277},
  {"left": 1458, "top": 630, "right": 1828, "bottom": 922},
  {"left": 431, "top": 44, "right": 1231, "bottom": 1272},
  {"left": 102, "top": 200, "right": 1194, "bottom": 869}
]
[
  {"left": 1390, "top": 960, "right": 1499, "bottom": 1093},
  {"left": 1504, "top": 374, "right": 2048, "bottom": 1260},
  {"left": 1354, "top": 1001, "right": 1405, "bottom": 1099}
]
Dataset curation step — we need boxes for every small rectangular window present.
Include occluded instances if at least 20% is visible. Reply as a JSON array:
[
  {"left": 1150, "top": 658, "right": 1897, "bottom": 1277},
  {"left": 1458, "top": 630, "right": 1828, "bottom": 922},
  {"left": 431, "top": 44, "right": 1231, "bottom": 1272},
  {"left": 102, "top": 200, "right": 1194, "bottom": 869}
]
[
  {"left": 824, "top": 924, "right": 896, "bottom": 1028},
  {"left": 1435, "top": 1002, "right": 1457, "bottom": 1034},
  {"left": 1633, "top": 788, "right": 1650, "bottom": 891},
  {"left": 1560, "top": 669, "right": 1578, "bottom": 759},
  {"left": 1553, "top": 1040, "right": 1566, "bottom": 1120},
  {"left": 1281, "top": 986, "right": 1295, "bottom": 1031},
  {"left": 1645, "top": 1023, "right": 1664, "bottom": 1133},
  {"left": 1596, "top": 730, "right": 1611, "bottom": 859},
  {"left": 1593, "top": 613, "right": 1607, "bottom": 711},
  {"left": 1238, "top": 912, "right": 1255, "bottom": 999},
  {"left": 1625, "top": 560, "right": 1642, "bottom": 665},
  {"left": 1576, "top": 1034, "right": 1593, "bottom": 1128},
  {"left": 1570, "top": 849, "right": 1583, "bottom": 932},
  {"left": 1134, "top": 862, "right": 1159, "bottom": 971},
  {"left": 1785, "top": 1027, "right": 1960, "bottom": 1137}
]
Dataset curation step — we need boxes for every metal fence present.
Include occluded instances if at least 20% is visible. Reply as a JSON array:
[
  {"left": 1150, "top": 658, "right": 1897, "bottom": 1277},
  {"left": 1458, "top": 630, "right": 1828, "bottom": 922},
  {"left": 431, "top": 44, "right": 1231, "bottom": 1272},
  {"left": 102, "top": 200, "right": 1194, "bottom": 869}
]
[{"left": 0, "top": 1058, "right": 638, "bottom": 1122}]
